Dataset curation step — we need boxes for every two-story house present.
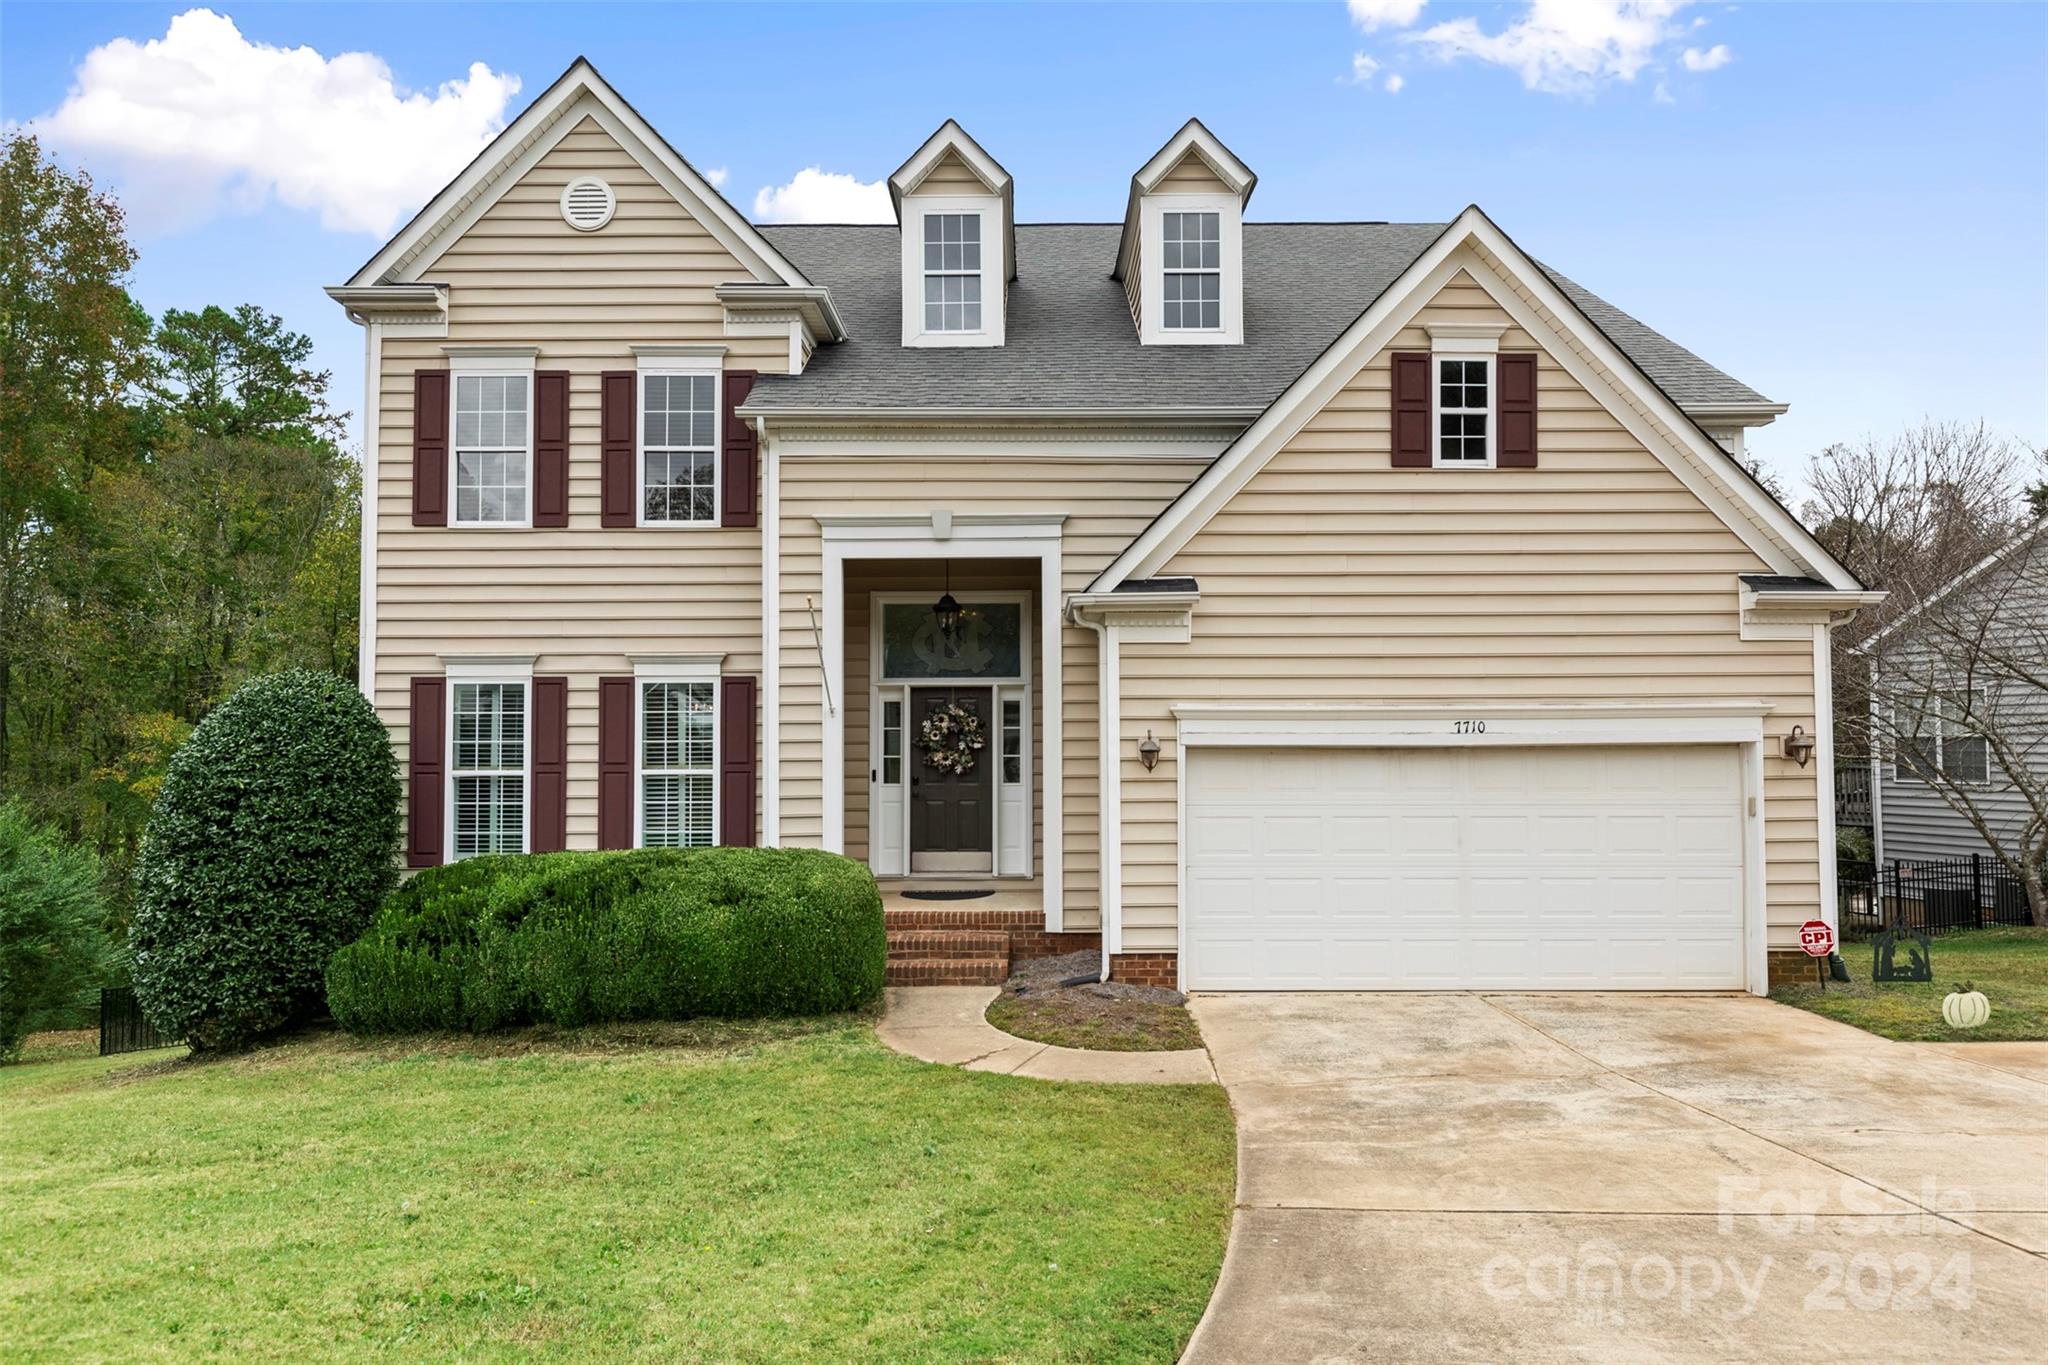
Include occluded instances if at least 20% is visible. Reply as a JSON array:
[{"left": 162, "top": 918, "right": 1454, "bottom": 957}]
[{"left": 329, "top": 59, "right": 1878, "bottom": 994}]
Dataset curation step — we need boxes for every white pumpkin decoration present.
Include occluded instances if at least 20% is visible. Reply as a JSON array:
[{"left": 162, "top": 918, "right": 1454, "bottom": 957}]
[{"left": 1942, "top": 983, "right": 1990, "bottom": 1030}]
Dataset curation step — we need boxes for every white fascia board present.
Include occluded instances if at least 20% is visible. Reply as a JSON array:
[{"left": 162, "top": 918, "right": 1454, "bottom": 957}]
[
  {"left": 1684, "top": 401, "right": 1791, "bottom": 427},
  {"left": 349, "top": 59, "right": 807, "bottom": 290},
  {"left": 714, "top": 285, "right": 847, "bottom": 343},
  {"left": 1093, "top": 206, "right": 1861, "bottom": 592}
]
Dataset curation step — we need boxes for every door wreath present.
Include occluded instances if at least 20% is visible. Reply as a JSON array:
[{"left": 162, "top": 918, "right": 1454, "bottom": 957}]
[{"left": 919, "top": 702, "right": 986, "bottom": 775}]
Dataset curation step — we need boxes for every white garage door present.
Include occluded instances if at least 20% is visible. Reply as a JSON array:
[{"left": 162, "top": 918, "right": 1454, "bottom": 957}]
[{"left": 1184, "top": 745, "right": 1746, "bottom": 990}]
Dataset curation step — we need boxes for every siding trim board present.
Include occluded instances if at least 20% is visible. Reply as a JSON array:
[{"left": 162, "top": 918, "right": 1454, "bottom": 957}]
[{"left": 1091, "top": 209, "right": 1858, "bottom": 594}]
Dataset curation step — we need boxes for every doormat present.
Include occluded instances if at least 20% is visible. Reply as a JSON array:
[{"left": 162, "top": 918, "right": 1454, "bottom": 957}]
[{"left": 902, "top": 889, "right": 995, "bottom": 901}]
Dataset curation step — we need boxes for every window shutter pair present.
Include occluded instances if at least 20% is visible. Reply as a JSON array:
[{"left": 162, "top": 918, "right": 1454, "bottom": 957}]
[
  {"left": 598, "top": 369, "right": 759, "bottom": 528},
  {"left": 596, "top": 674, "right": 758, "bottom": 849},
  {"left": 1389, "top": 351, "right": 1538, "bottom": 468},
  {"left": 410, "top": 369, "right": 569, "bottom": 527},
  {"left": 406, "top": 675, "right": 569, "bottom": 865}
]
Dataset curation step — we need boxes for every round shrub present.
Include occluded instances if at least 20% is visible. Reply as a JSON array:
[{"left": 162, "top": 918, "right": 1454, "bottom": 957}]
[
  {"left": 0, "top": 802, "right": 117, "bottom": 1061},
  {"left": 131, "top": 669, "right": 400, "bottom": 1050},
  {"left": 326, "top": 847, "right": 885, "bottom": 1034}
]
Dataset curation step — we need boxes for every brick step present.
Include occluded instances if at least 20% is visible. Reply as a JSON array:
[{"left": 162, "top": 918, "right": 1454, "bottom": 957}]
[
  {"left": 886, "top": 955, "right": 1010, "bottom": 987},
  {"left": 884, "top": 906, "right": 1040, "bottom": 930},
  {"left": 886, "top": 928, "right": 1011, "bottom": 959}
]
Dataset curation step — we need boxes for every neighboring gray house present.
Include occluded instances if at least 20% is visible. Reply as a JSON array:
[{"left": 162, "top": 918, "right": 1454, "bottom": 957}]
[{"left": 1863, "top": 522, "right": 2048, "bottom": 866}]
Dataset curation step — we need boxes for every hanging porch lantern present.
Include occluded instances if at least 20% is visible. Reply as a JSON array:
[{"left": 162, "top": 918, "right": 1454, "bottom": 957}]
[{"left": 932, "top": 560, "right": 963, "bottom": 637}]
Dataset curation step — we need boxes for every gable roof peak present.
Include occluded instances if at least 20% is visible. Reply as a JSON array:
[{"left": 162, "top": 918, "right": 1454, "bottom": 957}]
[{"left": 342, "top": 56, "right": 810, "bottom": 291}]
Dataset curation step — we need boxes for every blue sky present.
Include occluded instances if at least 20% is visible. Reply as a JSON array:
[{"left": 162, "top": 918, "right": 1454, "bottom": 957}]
[{"left": 4, "top": 1, "right": 2043, "bottom": 499}]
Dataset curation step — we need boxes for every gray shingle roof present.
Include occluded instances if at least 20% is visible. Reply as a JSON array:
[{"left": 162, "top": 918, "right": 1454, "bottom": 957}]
[{"left": 744, "top": 222, "right": 1774, "bottom": 416}]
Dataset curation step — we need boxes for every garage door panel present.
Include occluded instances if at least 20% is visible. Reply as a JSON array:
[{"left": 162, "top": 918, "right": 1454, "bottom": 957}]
[{"left": 1185, "top": 745, "right": 1746, "bottom": 991}]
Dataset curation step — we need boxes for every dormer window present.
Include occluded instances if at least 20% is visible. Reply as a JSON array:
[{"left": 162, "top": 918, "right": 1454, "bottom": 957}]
[
  {"left": 1161, "top": 211, "right": 1221, "bottom": 331},
  {"left": 1117, "top": 119, "right": 1255, "bottom": 347},
  {"left": 922, "top": 213, "right": 983, "bottom": 332},
  {"left": 891, "top": 121, "right": 1015, "bottom": 349}
]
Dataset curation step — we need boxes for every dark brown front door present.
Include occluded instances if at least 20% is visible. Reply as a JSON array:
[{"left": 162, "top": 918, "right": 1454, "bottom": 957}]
[{"left": 911, "top": 687, "right": 993, "bottom": 859}]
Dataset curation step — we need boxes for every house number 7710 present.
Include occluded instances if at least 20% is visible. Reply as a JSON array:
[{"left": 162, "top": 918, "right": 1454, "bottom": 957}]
[{"left": 1453, "top": 720, "right": 1487, "bottom": 734}]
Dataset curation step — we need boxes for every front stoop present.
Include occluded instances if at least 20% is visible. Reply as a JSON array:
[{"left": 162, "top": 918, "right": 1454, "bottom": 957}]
[{"left": 885, "top": 927, "right": 1010, "bottom": 986}]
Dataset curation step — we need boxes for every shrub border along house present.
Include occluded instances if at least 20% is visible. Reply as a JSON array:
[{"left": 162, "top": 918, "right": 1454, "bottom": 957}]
[{"left": 327, "top": 847, "right": 885, "bottom": 1033}]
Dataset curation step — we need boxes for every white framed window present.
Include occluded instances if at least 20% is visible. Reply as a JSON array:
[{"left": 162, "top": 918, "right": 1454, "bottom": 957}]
[
  {"left": 1897, "top": 686, "right": 1991, "bottom": 784},
  {"left": 881, "top": 697, "right": 904, "bottom": 786},
  {"left": 638, "top": 676, "right": 718, "bottom": 848},
  {"left": 1161, "top": 210, "right": 1221, "bottom": 331},
  {"left": 640, "top": 369, "right": 721, "bottom": 526},
  {"left": 450, "top": 680, "right": 528, "bottom": 857},
  {"left": 1433, "top": 355, "right": 1494, "bottom": 466},
  {"left": 1001, "top": 697, "right": 1023, "bottom": 785},
  {"left": 451, "top": 373, "right": 532, "bottom": 526},
  {"left": 922, "top": 212, "right": 983, "bottom": 333}
]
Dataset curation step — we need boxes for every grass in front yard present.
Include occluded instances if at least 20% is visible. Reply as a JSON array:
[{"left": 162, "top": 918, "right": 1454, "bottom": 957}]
[
  {"left": 986, "top": 994, "right": 1204, "bottom": 1053},
  {"left": 1, "top": 1016, "right": 1235, "bottom": 1362},
  {"left": 1772, "top": 927, "right": 2048, "bottom": 1041}
]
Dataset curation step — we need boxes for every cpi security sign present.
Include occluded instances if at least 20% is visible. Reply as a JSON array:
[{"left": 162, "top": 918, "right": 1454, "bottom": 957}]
[{"left": 1799, "top": 919, "right": 1836, "bottom": 958}]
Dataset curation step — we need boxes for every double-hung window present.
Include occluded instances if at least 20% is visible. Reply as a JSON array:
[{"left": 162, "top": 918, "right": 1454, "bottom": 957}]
[
  {"left": 923, "top": 213, "right": 983, "bottom": 332},
  {"left": 1898, "top": 686, "right": 1991, "bottom": 784},
  {"left": 452, "top": 373, "right": 531, "bottom": 525},
  {"left": 1434, "top": 355, "right": 1493, "bottom": 465},
  {"left": 451, "top": 680, "right": 527, "bottom": 856},
  {"left": 1161, "top": 211, "right": 1221, "bottom": 330},
  {"left": 640, "top": 678, "right": 717, "bottom": 847},
  {"left": 641, "top": 369, "right": 720, "bottom": 525}
]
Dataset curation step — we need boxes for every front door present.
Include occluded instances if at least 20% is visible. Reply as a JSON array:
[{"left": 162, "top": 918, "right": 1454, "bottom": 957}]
[{"left": 910, "top": 687, "right": 993, "bottom": 872}]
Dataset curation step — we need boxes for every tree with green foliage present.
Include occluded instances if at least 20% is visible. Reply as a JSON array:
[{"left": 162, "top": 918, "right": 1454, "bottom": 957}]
[
  {"left": 0, "top": 801, "right": 116, "bottom": 1060},
  {"left": 131, "top": 670, "right": 398, "bottom": 1050}
]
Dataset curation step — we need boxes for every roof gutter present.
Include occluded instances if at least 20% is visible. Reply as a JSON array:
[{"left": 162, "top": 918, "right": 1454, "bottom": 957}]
[{"left": 735, "top": 402, "right": 1263, "bottom": 423}]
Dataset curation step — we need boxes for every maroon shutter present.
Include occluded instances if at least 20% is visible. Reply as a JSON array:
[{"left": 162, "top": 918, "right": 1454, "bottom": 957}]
[
  {"left": 597, "top": 675, "right": 635, "bottom": 848},
  {"left": 412, "top": 370, "right": 450, "bottom": 525},
  {"left": 1391, "top": 352, "right": 1431, "bottom": 468},
  {"left": 719, "top": 674, "right": 757, "bottom": 846},
  {"left": 407, "top": 677, "right": 446, "bottom": 866},
  {"left": 721, "top": 371, "right": 758, "bottom": 529},
  {"left": 600, "top": 371, "right": 636, "bottom": 527},
  {"left": 533, "top": 370, "right": 570, "bottom": 526},
  {"left": 531, "top": 676, "right": 568, "bottom": 852},
  {"left": 1497, "top": 352, "right": 1538, "bottom": 468}
]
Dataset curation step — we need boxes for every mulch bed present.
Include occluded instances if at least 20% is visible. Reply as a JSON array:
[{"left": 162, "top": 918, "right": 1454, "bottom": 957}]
[{"left": 983, "top": 950, "right": 1203, "bottom": 1052}]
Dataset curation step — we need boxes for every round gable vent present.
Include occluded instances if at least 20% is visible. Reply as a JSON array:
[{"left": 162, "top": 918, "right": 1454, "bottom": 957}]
[{"left": 560, "top": 177, "right": 616, "bottom": 231}]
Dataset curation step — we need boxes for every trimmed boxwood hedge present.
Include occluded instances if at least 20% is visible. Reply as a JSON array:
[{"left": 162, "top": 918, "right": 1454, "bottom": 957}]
[{"left": 325, "top": 847, "right": 885, "bottom": 1033}]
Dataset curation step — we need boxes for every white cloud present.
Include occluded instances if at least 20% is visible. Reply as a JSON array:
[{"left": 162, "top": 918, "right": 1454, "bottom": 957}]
[
  {"left": 1653, "top": 80, "right": 1676, "bottom": 104},
  {"left": 751, "top": 167, "right": 892, "bottom": 224},
  {"left": 703, "top": 166, "right": 730, "bottom": 189},
  {"left": 1349, "top": 0, "right": 1427, "bottom": 30},
  {"left": 1349, "top": 52, "right": 1383, "bottom": 83},
  {"left": 28, "top": 9, "right": 520, "bottom": 235},
  {"left": 1406, "top": 0, "right": 1710, "bottom": 96},
  {"left": 1385, "top": 73, "right": 1406, "bottom": 94},
  {"left": 1682, "top": 43, "right": 1732, "bottom": 71}
]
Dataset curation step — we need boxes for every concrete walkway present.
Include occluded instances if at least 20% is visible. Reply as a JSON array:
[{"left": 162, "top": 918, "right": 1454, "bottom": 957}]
[
  {"left": 1183, "top": 992, "right": 2048, "bottom": 1364},
  {"left": 876, "top": 985, "right": 1217, "bottom": 1084}
]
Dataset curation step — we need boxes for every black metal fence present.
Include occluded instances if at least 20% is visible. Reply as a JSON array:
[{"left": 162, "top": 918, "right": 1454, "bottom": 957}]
[
  {"left": 1839, "top": 855, "right": 2040, "bottom": 939},
  {"left": 98, "top": 987, "right": 173, "bottom": 1056}
]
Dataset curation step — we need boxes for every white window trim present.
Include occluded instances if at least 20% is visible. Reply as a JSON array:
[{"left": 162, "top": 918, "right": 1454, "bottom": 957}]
[
  {"left": 1140, "top": 192, "right": 1242, "bottom": 346},
  {"left": 444, "top": 673, "right": 531, "bottom": 862},
  {"left": 899, "top": 195, "right": 1006, "bottom": 348},
  {"left": 1158, "top": 208, "right": 1224, "bottom": 336},
  {"left": 1431, "top": 352, "right": 1496, "bottom": 469},
  {"left": 634, "top": 662, "right": 721, "bottom": 849},
  {"left": 1894, "top": 683, "right": 1993, "bottom": 786},
  {"left": 634, "top": 351, "right": 724, "bottom": 529},
  {"left": 919, "top": 210, "right": 986, "bottom": 336},
  {"left": 446, "top": 349, "right": 538, "bottom": 530}
]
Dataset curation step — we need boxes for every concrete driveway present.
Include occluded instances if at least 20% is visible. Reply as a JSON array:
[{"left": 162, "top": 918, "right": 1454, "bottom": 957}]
[{"left": 1184, "top": 993, "right": 2048, "bottom": 1364}]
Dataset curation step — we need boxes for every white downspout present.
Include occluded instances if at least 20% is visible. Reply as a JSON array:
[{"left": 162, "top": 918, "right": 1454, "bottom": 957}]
[
  {"left": 1067, "top": 605, "right": 1121, "bottom": 983},
  {"left": 357, "top": 319, "right": 381, "bottom": 702},
  {"left": 760, "top": 419, "right": 780, "bottom": 846}
]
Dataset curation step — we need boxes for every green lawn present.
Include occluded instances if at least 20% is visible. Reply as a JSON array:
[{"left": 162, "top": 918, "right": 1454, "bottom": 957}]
[
  {"left": 1772, "top": 927, "right": 2048, "bottom": 1041},
  {"left": 0, "top": 1017, "right": 1235, "bottom": 1363}
]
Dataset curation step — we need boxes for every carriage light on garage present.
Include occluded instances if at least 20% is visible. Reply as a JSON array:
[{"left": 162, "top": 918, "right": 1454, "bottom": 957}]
[
  {"left": 1782, "top": 725, "right": 1816, "bottom": 768},
  {"left": 1138, "top": 730, "right": 1161, "bottom": 771}
]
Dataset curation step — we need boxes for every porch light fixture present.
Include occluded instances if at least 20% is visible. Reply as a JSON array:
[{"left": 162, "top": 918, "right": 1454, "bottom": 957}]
[
  {"left": 1138, "top": 730, "right": 1161, "bottom": 771},
  {"left": 931, "top": 560, "right": 963, "bottom": 637},
  {"left": 1782, "top": 725, "right": 1816, "bottom": 768}
]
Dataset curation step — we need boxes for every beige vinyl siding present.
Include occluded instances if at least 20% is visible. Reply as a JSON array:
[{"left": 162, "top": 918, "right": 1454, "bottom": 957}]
[
  {"left": 914, "top": 149, "right": 992, "bottom": 193},
  {"left": 777, "top": 456, "right": 1206, "bottom": 925},
  {"left": 1120, "top": 272, "right": 1824, "bottom": 952},
  {"left": 1155, "top": 152, "right": 1231, "bottom": 193},
  {"left": 375, "top": 117, "right": 779, "bottom": 850}
]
